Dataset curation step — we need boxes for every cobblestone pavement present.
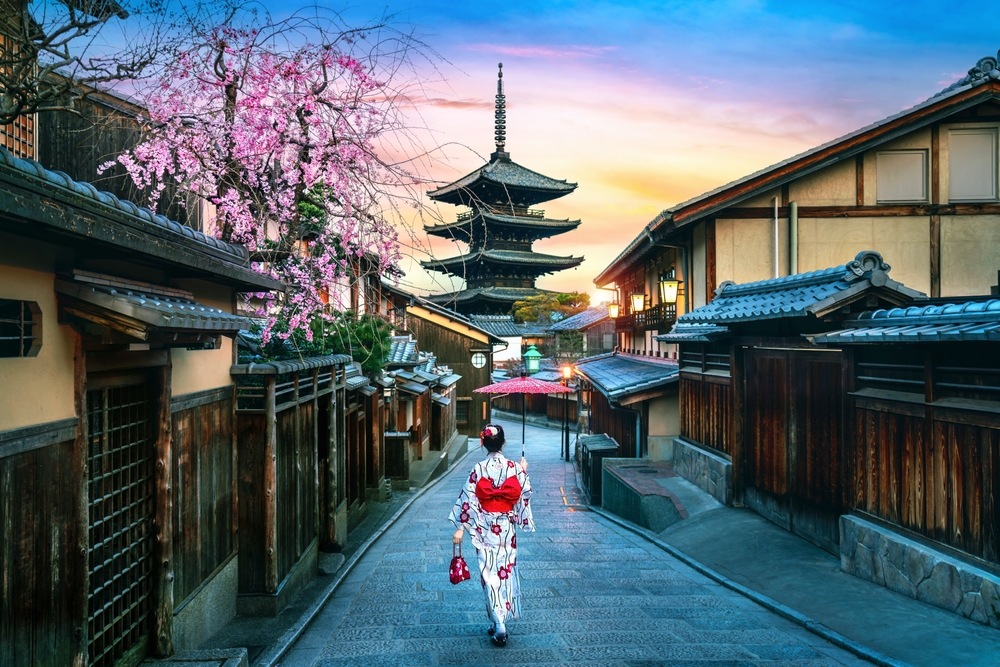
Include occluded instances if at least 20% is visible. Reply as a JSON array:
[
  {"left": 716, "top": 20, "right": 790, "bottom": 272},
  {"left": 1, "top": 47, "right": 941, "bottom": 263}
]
[{"left": 278, "top": 419, "right": 873, "bottom": 667}]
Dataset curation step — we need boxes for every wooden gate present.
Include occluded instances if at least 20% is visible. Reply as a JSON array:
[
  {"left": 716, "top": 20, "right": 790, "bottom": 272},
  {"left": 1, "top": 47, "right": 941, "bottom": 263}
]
[
  {"left": 86, "top": 378, "right": 155, "bottom": 666},
  {"left": 744, "top": 349, "right": 844, "bottom": 553}
]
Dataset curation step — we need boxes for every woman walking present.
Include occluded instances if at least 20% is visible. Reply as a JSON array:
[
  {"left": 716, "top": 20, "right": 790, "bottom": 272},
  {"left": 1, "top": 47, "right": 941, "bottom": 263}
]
[{"left": 450, "top": 424, "right": 535, "bottom": 647}]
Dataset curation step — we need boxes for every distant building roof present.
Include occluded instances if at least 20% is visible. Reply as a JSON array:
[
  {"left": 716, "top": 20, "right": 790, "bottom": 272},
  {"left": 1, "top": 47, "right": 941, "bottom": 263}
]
[
  {"left": 424, "top": 209, "right": 581, "bottom": 241},
  {"left": 548, "top": 307, "right": 609, "bottom": 332},
  {"left": 421, "top": 248, "right": 583, "bottom": 275},
  {"left": 575, "top": 352, "right": 679, "bottom": 404},
  {"left": 387, "top": 336, "right": 418, "bottom": 365},
  {"left": 655, "top": 322, "right": 730, "bottom": 343},
  {"left": 678, "top": 251, "right": 924, "bottom": 326},
  {"left": 469, "top": 315, "right": 555, "bottom": 338},
  {"left": 815, "top": 300, "right": 1000, "bottom": 344}
]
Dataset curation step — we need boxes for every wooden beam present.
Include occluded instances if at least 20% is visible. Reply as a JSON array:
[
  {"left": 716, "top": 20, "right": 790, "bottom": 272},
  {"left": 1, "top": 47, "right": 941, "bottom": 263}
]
[
  {"left": 716, "top": 202, "right": 1000, "bottom": 219},
  {"left": 72, "top": 332, "right": 88, "bottom": 667},
  {"left": 930, "top": 214, "right": 942, "bottom": 297},
  {"left": 152, "top": 363, "right": 174, "bottom": 657},
  {"left": 856, "top": 154, "right": 865, "bottom": 206},
  {"left": 706, "top": 219, "right": 717, "bottom": 301},
  {"left": 781, "top": 184, "right": 790, "bottom": 207},
  {"left": 931, "top": 124, "right": 940, "bottom": 205},
  {"left": 264, "top": 375, "right": 278, "bottom": 593}
]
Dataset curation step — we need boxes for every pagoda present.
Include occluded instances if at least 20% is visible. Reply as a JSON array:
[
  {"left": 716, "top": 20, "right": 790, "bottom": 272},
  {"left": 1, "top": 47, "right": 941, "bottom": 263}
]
[{"left": 422, "top": 63, "right": 583, "bottom": 315}]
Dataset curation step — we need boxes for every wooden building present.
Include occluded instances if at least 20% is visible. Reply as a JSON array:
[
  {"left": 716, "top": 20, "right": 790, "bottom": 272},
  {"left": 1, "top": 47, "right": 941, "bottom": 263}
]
[
  {"left": 0, "top": 145, "right": 283, "bottom": 665},
  {"left": 660, "top": 250, "right": 922, "bottom": 551},
  {"left": 574, "top": 352, "right": 679, "bottom": 460},
  {"left": 597, "top": 50, "right": 1000, "bottom": 360},
  {"left": 547, "top": 306, "right": 614, "bottom": 359}
]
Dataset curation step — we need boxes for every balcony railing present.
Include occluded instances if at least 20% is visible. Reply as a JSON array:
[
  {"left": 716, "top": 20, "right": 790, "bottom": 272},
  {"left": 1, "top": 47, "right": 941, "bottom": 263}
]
[
  {"left": 456, "top": 205, "right": 546, "bottom": 222},
  {"left": 614, "top": 303, "right": 677, "bottom": 333}
]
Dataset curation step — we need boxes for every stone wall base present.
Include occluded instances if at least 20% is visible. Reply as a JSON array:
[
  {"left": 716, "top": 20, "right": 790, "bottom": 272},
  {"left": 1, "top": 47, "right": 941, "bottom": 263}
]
[
  {"left": 172, "top": 553, "right": 238, "bottom": 652},
  {"left": 670, "top": 437, "right": 732, "bottom": 506},
  {"left": 647, "top": 435, "right": 674, "bottom": 462},
  {"left": 236, "top": 538, "right": 318, "bottom": 617},
  {"left": 840, "top": 515, "right": 1000, "bottom": 629}
]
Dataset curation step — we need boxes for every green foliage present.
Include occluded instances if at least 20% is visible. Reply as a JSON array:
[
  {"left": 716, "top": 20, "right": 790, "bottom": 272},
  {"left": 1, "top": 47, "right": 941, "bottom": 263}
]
[
  {"left": 243, "top": 311, "right": 392, "bottom": 375},
  {"left": 554, "top": 330, "right": 585, "bottom": 361},
  {"left": 511, "top": 292, "right": 590, "bottom": 323}
]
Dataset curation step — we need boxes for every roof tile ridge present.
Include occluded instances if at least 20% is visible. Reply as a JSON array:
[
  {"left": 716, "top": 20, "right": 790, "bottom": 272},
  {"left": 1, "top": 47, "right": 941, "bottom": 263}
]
[
  {"left": 859, "top": 299, "right": 1000, "bottom": 323},
  {"left": 716, "top": 264, "right": 848, "bottom": 298}
]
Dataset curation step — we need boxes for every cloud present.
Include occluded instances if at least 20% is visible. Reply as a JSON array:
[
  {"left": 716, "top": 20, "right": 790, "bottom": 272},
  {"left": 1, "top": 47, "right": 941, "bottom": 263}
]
[
  {"left": 421, "top": 97, "right": 493, "bottom": 109},
  {"left": 463, "top": 43, "right": 617, "bottom": 60}
]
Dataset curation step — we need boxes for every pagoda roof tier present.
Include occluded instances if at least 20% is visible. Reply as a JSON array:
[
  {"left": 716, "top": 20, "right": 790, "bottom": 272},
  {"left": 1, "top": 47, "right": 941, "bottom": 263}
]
[
  {"left": 428, "top": 153, "right": 577, "bottom": 208},
  {"left": 424, "top": 209, "right": 581, "bottom": 241},
  {"left": 421, "top": 249, "right": 583, "bottom": 277},
  {"left": 426, "top": 286, "right": 555, "bottom": 312}
]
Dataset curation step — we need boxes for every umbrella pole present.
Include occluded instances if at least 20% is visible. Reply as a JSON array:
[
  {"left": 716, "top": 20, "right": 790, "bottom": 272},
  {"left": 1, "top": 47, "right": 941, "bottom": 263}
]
[{"left": 521, "top": 394, "right": 526, "bottom": 458}]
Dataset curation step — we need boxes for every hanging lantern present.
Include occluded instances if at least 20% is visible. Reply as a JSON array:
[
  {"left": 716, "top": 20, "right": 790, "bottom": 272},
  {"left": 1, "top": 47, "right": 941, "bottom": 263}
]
[
  {"left": 630, "top": 292, "right": 646, "bottom": 313},
  {"left": 659, "top": 277, "right": 682, "bottom": 304},
  {"left": 607, "top": 302, "right": 620, "bottom": 318}
]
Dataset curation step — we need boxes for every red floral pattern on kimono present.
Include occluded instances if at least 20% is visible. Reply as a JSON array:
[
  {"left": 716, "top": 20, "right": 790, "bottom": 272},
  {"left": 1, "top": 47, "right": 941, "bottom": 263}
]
[{"left": 450, "top": 451, "right": 534, "bottom": 624}]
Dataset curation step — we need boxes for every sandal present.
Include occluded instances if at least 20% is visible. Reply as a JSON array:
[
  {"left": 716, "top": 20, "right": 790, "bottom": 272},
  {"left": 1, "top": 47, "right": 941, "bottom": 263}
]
[
  {"left": 490, "top": 632, "right": 507, "bottom": 647},
  {"left": 487, "top": 624, "right": 496, "bottom": 637}
]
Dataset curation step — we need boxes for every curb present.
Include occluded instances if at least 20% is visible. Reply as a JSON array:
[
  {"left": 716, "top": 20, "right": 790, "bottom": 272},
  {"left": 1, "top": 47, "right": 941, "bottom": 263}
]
[
  {"left": 588, "top": 506, "right": 911, "bottom": 667},
  {"left": 257, "top": 444, "right": 480, "bottom": 667}
]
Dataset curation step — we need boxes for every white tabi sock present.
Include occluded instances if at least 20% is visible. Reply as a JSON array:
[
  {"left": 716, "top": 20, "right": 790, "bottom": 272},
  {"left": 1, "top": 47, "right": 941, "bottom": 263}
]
[{"left": 495, "top": 620, "right": 506, "bottom": 636}]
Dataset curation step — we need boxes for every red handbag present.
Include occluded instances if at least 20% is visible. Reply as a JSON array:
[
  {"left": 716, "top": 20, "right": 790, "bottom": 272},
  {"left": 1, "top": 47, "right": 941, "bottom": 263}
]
[{"left": 449, "top": 543, "right": 471, "bottom": 585}]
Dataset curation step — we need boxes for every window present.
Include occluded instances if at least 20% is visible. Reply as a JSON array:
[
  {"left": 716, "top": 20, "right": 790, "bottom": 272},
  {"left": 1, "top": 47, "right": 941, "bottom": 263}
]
[
  {"left": 456, "top": 398, "right": 471, "bottom": 424},
  {"left": 602, "top": 333, "right": 614, "bottom": 350},
  {"left": 471, "top": 352, "right": 487, "bottom": 368},
  {"left": 0, "top": 299, "right": 41, "bottom": 357},
  {"left": 949, "top": 129, "right": 997, "bottom": 202},
  {"left": 876, "top": 150, "right": 928, "bottom": 203}
]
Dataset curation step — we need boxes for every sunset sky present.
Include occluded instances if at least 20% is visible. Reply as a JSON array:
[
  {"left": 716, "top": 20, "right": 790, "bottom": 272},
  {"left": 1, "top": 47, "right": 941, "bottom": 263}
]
[{"left": 344, "top": 1, "right": 996, "bottom": 301}]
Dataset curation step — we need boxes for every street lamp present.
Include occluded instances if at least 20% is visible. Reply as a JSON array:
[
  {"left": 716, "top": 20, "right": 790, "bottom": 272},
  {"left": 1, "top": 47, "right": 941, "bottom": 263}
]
[
  {"left": 630, "top": 292, "right": 646, "bottom": 313},
  {"left": 659, "top": 267, "right": 682, "bottom": 304},
  {"left": 523, "top": 344, "right": 542, "bottom": 374},
  {"left": 562, "top": 365, "right": 572, "bottom": 462}
]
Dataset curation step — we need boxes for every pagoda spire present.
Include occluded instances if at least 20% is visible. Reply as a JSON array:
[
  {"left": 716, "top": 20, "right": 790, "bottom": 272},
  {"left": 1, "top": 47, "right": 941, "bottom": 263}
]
[{"left": 493, "top": 63, "right": 507, "bottom": 157}]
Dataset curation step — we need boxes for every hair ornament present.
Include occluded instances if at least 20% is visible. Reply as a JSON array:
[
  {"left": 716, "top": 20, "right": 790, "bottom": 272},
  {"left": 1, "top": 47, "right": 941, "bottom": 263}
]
[{"left": 482, "top": 425, "right": 498, "bottom": 438}]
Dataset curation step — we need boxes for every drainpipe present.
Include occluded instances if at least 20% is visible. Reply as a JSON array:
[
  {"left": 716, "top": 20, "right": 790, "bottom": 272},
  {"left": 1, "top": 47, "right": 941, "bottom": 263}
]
[
  {"left": 773, "top": 196, "right": 779, "bottom": 279},
  {"left": 789, "top": 201, "right": 798, "bottom": 275}
]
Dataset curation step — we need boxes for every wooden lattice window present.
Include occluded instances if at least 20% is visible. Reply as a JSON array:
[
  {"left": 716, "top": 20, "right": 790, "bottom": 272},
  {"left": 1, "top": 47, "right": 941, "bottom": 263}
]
[
  {"left": 0, "top": 33, "right": 37, "bottom": 160},
  {"left": 0, "top": 299, "right": 41, "bottom": 357}
]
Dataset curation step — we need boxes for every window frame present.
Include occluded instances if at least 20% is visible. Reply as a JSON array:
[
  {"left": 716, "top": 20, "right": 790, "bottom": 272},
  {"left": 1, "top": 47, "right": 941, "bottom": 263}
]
[
  {"left": 0, "top": 299, "right": 42, "bottom": 358},
  {"left": 947, "top": 127, "right": 999, "bottom": 203},
  {"left": 875, "top": 149, "right": 929, "bottom": 204}
]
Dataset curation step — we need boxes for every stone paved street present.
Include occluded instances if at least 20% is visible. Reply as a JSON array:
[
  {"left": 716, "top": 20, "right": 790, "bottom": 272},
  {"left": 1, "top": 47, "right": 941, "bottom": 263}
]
[{"left": 277, "top": 419, "right": 873, "bottom": 667}]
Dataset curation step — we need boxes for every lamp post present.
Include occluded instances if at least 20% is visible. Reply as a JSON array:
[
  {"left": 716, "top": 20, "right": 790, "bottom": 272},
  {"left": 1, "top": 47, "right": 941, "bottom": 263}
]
[{"left": 562, "top": 365, "right": 571, "bottom": 462}]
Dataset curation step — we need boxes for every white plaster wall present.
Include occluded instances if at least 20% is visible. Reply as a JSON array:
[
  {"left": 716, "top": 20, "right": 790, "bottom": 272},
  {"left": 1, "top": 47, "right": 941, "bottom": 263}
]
[
  {"left": 941, "top": 215, "right": 1000, "bottom": 296},
  {"left": 170, "top": 279, "right": 237, "bottom": 396},
  {"left": 788, "top": 158, "right": 856, "bottom": 206},
  {"left": 715, "top": 218, "right": 789, "bottom": 285},
  {"left": 692, "top": 222, "right": 707, "bottom": 309},
  {"left": 797, "top": 216, "right": 930, "bottom": 294}
]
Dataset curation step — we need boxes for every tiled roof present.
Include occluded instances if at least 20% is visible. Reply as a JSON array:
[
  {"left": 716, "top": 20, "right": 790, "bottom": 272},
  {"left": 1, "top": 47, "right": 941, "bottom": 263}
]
[
  {"left": 422, "top": 249, "right": 583, "bottom": 274},
  {"left": 428, "top": 156, "right": 576, "bottom": 200},
  {"left": 387, "top": 336, "right": 418, "bottom": 365},
  {"left": 815, "top": 299, "right": 1000, "bottom": 344},
  {"left": 426, "top": 286, "right": 553, "bottom": 306},
  {"left": 0, "top": 147, "right": 246, "bottom": 261},
  {"left": 548, "top": 307, "right": 609, "bottom": 332},
  {"left": 424, "top": 211, "right": 580, "bottom": 239},
  {"left": 56, "top": 278, "right": 251, "bottom": 332},
  {"left": 468, "top": 315, "right": 554, "bottom": 338},
  {"left": 575, "top": 353, "right": 679, "bottom": 402},
  {"left": 655, "top": 322, "right": 731, "bottom": 343},
  {"left": 231, "top": 354, "right": 352, "bottom": 376},
  {"left": 678, "top": 251, "right": 923, "bottom": 325}
]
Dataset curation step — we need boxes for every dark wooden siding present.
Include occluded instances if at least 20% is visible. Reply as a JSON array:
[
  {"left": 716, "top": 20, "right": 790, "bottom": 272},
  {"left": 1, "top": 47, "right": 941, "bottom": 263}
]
[
  {"left": 679, "top": 374, "right": 733, "bottom": 455},
  {"left": 276, "top": 401, "right": 316, "bottom": 578},
  {"left": 743, "top": 348, "right": 844, "bottom": 553},
  {"left": 236, "top": 413, "right": 268, "bottom": 594},
  {"left": 406, "top": 314, "right": 493, "bottom": 436},
  {"left": 590, "top": 389, "right": 640, "bottom": 458},
  {"left": 171, "top": 395, "right": 235, "bottom": 607},
  {"left": 0, "top": 439, "right": 83, "bottom": 667}
]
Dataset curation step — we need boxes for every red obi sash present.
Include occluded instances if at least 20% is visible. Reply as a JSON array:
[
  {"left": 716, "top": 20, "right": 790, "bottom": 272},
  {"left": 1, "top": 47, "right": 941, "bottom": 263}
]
[{"left": 475, "top": 476, "right": 522, "bottom": 513}]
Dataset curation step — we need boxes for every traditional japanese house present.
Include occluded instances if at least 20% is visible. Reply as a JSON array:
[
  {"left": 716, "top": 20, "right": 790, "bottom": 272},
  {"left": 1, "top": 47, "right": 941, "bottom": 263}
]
[
  {"left": 574, "top": 352, "right": 679, "bottom": 460},
  {"left": 812, "top": 299, "right": 1000, "bottom": 627},
  {"left": 469, "top": 314, "right": 553, "bottom": 361},
  {"left": 0, "top": 145, "right": 283, "bottom": 665},
  {"left": 422, "top": 64, "right": 583, "bottom": 315},
  {"left": 547, "top": 306, "right": 614, "bottom": 359},
  {"left": 598, "top": 49, "right": 1000, "bottom": 361},
  {"left": 659, "top": 251, "right": 924, "bottom": 553},
  {"left": 400, "top": 297, "right": 506, "bottom": 437}
]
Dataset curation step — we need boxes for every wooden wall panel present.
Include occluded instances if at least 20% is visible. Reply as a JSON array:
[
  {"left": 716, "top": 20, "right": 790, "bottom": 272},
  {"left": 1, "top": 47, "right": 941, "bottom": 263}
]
[
  {"left": 237, "top": 414, "right": 267, "bottom": 594},
  {"left": 679, "top": 375, "right": 733, "bottom": 455},
  {"left": 0, "top": 440, "right": 82, "bottom": 667},
  {"left": 851, "top": 404, "right": 1000, "bottom": 564},
  {"left": 171, "top": 396, "right": 238, "bottom": 608},
  {"left": 590, "top": 390, "right": 638, "bottom": 458}
]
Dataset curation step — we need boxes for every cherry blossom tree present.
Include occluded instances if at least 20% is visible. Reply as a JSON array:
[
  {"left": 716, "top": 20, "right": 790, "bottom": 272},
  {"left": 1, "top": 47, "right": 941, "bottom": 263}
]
[{"left": 107, "top": 9, "right": 419, "bottom": 344}]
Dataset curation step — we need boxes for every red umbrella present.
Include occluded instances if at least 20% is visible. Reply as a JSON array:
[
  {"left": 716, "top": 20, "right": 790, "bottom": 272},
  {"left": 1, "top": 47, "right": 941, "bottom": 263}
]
[{"left": 475, "top": 373, "right": 572, "bottom": 457}]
